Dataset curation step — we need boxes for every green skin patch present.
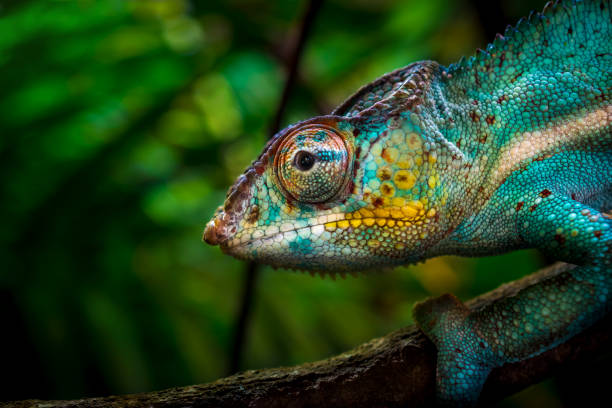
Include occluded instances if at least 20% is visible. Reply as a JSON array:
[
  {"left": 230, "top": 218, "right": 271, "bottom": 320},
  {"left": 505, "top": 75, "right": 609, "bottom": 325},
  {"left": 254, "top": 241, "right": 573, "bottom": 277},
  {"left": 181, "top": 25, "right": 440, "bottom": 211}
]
[{"left": 205, "top": 0, "right": 611, "bottom": 405}]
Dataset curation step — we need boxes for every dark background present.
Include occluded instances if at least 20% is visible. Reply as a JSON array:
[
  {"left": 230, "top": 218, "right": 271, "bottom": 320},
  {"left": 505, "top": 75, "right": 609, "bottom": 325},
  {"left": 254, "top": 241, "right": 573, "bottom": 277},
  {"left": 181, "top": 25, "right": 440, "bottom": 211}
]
[{"left": 0, "top": 0, "right": 606, "bottom": 406}]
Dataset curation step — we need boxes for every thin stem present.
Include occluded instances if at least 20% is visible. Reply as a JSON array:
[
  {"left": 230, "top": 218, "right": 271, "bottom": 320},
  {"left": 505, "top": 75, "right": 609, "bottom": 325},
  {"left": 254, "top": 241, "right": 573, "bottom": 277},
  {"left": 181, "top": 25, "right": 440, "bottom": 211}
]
[{"left": 228, "top": 0, "right": 324, "bottom": 375}]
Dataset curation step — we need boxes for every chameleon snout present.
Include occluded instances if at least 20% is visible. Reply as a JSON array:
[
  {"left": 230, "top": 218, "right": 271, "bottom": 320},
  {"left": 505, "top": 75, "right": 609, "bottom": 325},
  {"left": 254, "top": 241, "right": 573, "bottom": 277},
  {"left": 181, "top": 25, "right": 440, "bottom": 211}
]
[
  {"left": 204, "top": 167, "right": 258, "bottom": 247},
  {"left": 203, "top": 206, "right": 236, "bottom": 246},
  {"left": 203, "top": 217, "right": 222, "bottom": 246}
]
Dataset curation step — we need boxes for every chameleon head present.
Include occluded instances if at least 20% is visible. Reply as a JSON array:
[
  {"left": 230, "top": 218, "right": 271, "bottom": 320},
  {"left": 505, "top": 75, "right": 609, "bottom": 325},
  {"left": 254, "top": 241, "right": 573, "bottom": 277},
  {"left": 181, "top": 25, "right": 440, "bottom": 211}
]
[
  {"left": 204, "top": 113, "right": 448, "bottom": 273},
  {"left": 203, "top": 118, "right": 360, "bottom": 271}
]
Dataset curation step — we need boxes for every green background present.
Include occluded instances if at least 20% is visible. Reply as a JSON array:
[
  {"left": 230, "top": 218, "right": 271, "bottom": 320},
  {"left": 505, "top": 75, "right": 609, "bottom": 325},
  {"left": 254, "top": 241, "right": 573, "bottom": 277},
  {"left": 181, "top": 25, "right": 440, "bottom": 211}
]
[{"left": 1, "top": 0, "right": 603, "bottom": 406}]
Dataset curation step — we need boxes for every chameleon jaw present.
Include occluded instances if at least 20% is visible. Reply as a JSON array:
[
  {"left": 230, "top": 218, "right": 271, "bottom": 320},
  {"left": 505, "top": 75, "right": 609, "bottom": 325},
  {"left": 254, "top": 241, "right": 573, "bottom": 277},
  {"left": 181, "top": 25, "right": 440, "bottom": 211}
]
[
  {"left": 213, "top": 208, "right": 435, "bottom": 273},
  {"left": 218, "top": 226, "right": 419, "bottom": 273}
]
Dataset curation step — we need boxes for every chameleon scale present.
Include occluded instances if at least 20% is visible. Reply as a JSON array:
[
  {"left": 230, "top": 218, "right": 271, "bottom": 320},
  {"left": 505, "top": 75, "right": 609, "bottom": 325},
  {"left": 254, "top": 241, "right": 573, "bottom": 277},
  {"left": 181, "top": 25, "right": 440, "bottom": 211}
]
[{"left": 205, "top": 0, "right": 611, "bottom": 405}]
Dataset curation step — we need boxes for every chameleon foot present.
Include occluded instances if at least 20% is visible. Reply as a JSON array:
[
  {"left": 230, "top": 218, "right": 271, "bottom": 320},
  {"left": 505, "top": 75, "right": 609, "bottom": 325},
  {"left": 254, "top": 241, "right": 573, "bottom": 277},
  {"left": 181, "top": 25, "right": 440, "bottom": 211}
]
[{"left": 414, "top": 294, "right": 496, "bottom": 407}]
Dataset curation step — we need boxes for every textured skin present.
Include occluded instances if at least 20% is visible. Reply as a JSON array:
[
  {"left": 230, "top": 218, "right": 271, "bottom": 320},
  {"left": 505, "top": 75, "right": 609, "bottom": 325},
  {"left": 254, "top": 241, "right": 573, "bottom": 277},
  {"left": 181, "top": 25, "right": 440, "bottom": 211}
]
[{"left": 205, "top": 0, "right": 611, "bottom": 405}]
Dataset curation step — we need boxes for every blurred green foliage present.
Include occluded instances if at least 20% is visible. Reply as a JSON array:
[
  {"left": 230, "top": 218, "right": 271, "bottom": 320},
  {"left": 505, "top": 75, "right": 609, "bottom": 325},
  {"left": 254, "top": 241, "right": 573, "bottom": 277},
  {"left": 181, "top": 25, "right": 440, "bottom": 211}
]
[{"left": 2, "top": 0, "right": 591, "bottom": 406}]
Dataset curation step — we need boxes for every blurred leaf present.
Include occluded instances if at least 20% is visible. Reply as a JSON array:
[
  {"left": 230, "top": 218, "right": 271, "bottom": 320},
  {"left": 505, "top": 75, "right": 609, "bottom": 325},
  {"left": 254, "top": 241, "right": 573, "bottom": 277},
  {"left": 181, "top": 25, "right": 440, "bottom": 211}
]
[
  {"left": 194, "top": 73, "right": 243, "bottom": 141},
  {"left": 143, "top": 175, "right": 213, "bottom": 226},
  {"left": 162, "top": 16, "right": 206, "bottom": 54}
]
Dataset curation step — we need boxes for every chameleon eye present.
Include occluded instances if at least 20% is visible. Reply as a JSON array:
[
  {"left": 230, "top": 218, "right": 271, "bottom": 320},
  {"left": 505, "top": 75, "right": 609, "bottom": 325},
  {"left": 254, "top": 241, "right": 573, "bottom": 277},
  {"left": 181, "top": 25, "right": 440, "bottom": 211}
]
[
  {"left": 275, "top": 125, "right": 351, "bottom": 204},
  {"left": 293, "top": 151, "right": 316, "bottom": 171}
]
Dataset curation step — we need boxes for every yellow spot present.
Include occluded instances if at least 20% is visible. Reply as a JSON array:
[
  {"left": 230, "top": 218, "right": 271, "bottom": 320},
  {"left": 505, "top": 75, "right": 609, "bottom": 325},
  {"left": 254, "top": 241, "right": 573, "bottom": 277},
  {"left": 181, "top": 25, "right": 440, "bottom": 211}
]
[
  {"left": 368, "top": 239, "right": 381, "bottom": 248},
  {"left": 395, "top": 243, "right": 405, "bottom": 250},
  {"left": 381, "top": 182, "right": 395, "bottom": 197},
  {"left": 397, "top": 221, "right": 404, "bottom": 227},
  {"left": 427, "top": 208, "right": 436, "bottom": 218},
  {"left": 428, "top": 152, "right": 437, "bottom": 164},
  {"left": 324, "top": 222, "right": 337, "bottom": 231},
  {"left": 391, "top": 197, "right": 406, "bottom": 207},
  {"left": 428, "top": 175, "right": 436, "bottom": 189},
  {"left": 390, "top": 208, "right": 404, "bottom": 219},
  {"left": 394, "top": 170, "right": 416, "bottom": 189},
  {"left": 348, "top": 239, "right": 358, "bottom": 247},
  {"left": 337, "top": 220, "right": 350, "bottom": 229},
  {"left": 350, "top": 219, "right": 362, "bottom": 228},
  {"left": 382, "top": 147, "right": 399, "bottom": 163},
  {"left": 345, "top": 213, "right": 352, "bottom": 219},
  {"left": 370, "top": 195, "right": 389, "bottom": 207},
  {"left": 351, "top": 211, "right": 362, "bottom": 219},
  {"left": 377, "top": 166, "right": 392, "bottom": 181},
  {"left": 407, "top": 132, "right": 422, "bottom": 150},
  {"left": 415, "top": 156, "right": 423, "bottom": 166},
  {"left": 376, "top": 218, "right": 387, "bottom": 227},
  {"left": 359, "top": 208, "right": 374, "bottom": 218},
  {"left": 363, "top": 218, "right": 375, "bottom": 226},
  {"left": 387, "top": 219, "right": 396, "bottom": 227},
  {"left": 410, "top": 200, "right": 424, "bottom": 210},
  {"left": 401, "top": 205, "right": 419, "bottom": 218},
  {"left": 397, "top": 161, "right": 413, "bottom": 170},
  {"left": 374, "top": 208, "right": 390, "bottom": 218},
  {"left": 397, "top": 154, "right": 414, "bottom": 169}
]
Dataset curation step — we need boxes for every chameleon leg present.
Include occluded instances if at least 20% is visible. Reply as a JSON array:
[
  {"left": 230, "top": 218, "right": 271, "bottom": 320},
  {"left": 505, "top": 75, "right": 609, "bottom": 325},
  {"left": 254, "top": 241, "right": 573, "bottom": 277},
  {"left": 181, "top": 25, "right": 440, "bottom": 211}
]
[
  {"left": 413, "top": 293, "right": 498, "bottom": 406},
  {"left": 414, "top": 192, "right": 612, "bottom": 406}
]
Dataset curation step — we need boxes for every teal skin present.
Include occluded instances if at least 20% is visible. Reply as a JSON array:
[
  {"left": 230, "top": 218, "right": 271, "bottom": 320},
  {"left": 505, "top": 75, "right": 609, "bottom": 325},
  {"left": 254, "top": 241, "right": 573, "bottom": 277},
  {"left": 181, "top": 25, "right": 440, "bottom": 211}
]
[{"left": 205, "top": 0, "right": 611, "bottom": 405}]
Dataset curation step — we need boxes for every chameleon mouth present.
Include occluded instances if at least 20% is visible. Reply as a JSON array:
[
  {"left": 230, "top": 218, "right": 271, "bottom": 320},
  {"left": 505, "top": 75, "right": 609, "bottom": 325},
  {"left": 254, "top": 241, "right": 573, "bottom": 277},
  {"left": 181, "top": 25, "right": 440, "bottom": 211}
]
[
  {"left": 219, "top": 222, "right": 330, "bottom": 252},
  {"left": 221, "top": 216, "right": 429, "bottom": 252},
  {"left": 218, "top": 220, "right": 417, "bottom": 274},
  {"left": 215, "top": 199, "right": 434, "bottom": 252}
]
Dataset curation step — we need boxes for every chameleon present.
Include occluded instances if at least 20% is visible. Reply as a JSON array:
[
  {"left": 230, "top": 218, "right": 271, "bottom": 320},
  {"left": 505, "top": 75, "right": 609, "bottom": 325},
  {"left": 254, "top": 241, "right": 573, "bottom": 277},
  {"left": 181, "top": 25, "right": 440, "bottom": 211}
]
[{"left": 204, "top": 0, "right": 611, "bottom": 405}]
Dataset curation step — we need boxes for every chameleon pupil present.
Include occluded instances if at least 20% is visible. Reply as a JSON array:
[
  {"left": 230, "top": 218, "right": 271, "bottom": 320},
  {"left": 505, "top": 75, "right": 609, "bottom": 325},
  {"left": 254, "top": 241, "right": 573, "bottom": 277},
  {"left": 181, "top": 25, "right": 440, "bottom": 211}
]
[{"left": 294, "top": 151, "right": 315, "bottom": 171}]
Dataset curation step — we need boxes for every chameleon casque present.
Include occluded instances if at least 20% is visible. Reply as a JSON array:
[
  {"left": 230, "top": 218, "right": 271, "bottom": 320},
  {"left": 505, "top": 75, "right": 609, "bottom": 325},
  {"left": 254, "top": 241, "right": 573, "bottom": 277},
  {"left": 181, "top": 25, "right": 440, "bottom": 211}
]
[{"left": 205, "top": 0, "right": 611, "bottom": 405}]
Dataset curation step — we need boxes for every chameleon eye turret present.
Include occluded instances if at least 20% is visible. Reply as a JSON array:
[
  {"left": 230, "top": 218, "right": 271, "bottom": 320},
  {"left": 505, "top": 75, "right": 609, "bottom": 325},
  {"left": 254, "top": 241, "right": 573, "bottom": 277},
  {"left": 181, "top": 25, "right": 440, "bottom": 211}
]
[{"left": 275, "top": 125, "right": 352, "bottom": 204}]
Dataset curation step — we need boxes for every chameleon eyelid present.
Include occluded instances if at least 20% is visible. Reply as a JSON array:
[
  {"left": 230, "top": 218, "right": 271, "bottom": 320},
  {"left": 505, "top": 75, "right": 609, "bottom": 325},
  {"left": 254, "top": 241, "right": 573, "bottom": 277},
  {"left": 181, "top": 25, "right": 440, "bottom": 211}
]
[{"left": 274, "top": 124, "right": 352, "bottom": 204}]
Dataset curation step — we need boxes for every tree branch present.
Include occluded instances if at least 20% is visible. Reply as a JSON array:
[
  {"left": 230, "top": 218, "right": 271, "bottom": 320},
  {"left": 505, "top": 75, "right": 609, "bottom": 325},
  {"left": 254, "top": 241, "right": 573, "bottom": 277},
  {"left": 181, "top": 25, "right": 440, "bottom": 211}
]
[{"left": 5, "top": 262, "right": 612, "bottom": 407}]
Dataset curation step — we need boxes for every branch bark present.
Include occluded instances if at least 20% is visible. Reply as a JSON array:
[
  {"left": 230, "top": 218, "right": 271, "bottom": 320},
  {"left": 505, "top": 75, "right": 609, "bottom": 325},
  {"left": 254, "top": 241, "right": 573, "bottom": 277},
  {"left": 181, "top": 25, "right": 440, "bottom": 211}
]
[{"left": 5, "top": 262, "right": 612, "bottom": 408}]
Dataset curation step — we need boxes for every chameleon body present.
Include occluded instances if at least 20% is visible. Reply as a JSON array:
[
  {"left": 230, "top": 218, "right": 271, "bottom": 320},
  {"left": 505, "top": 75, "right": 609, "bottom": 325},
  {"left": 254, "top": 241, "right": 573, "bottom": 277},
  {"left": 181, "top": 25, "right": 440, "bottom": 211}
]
[{"left": 205, "top": 0, "right": 611, "bottom": 405}]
